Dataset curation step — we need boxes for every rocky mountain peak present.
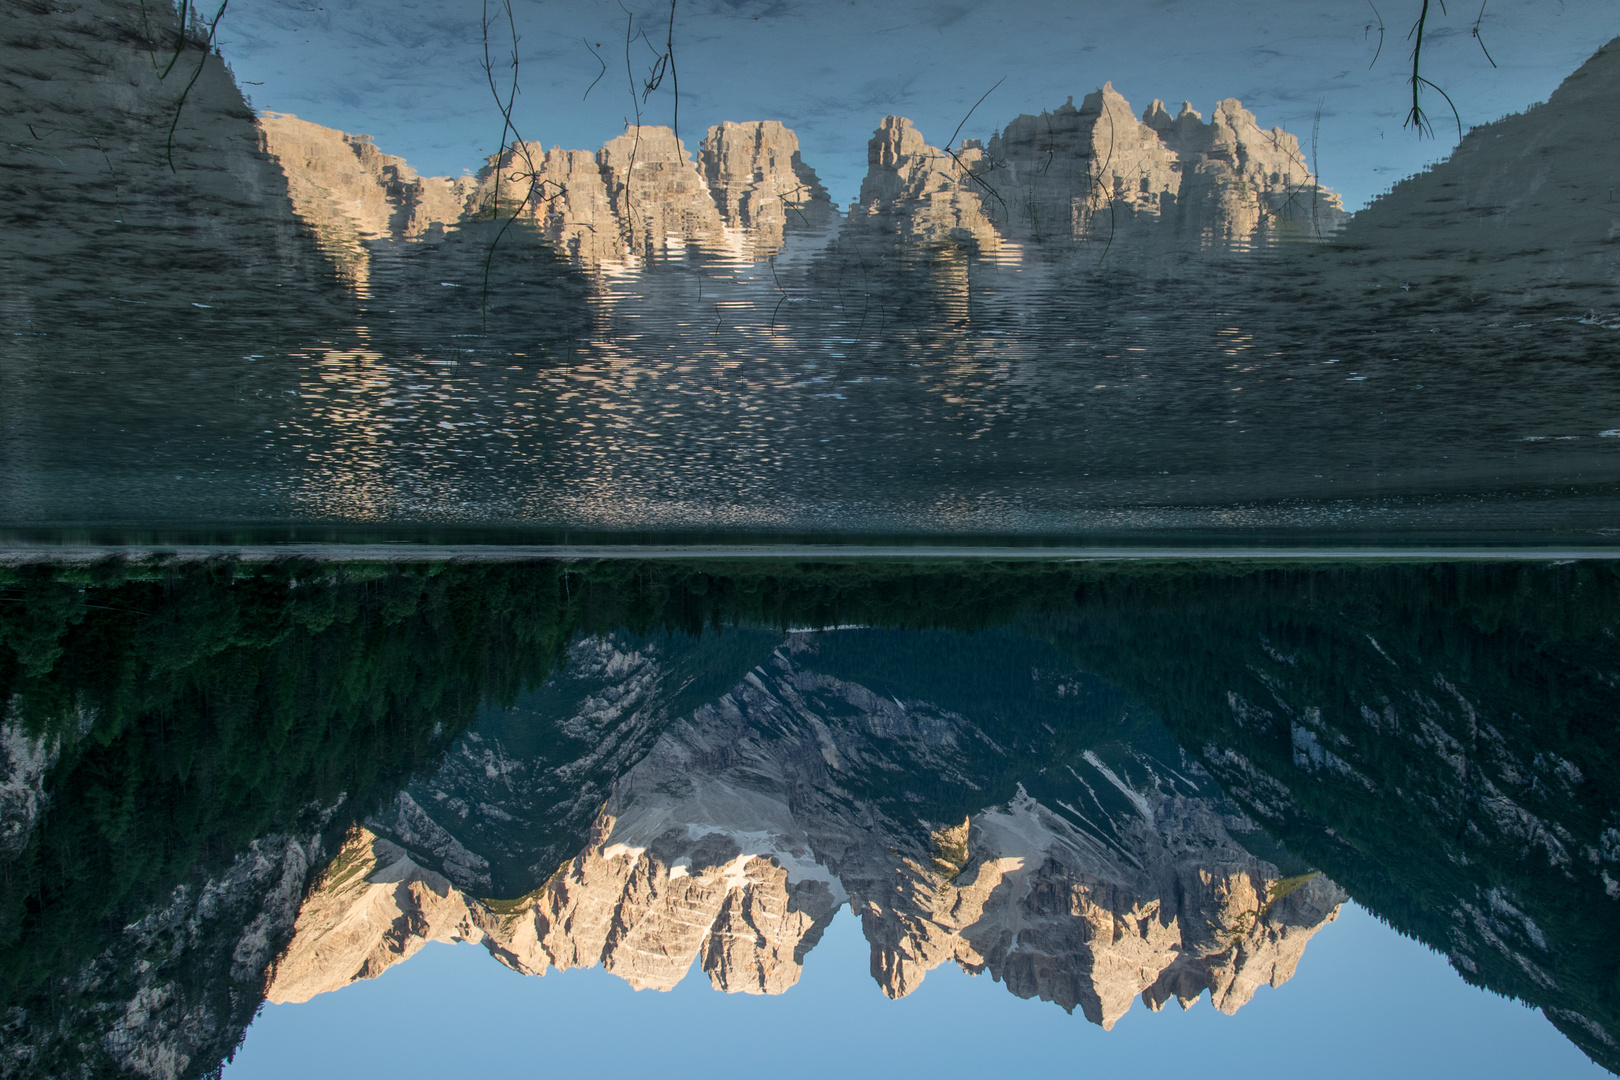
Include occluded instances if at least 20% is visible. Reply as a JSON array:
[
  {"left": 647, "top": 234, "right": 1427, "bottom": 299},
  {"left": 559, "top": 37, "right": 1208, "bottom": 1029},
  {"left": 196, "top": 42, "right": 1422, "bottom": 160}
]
[
  {"left": 854, "top": 116, "right": 1004, "bottom": 250},
  {"left": 257, "top": 112, "right": 474, "bottom": 285},
  {"left": 266, "top": 835, "right": 485, "bottom": 1006},
  {"left": 977, "top": 84, "right": 1346, "bottom": 249},
  {"left": 868, "top": 115, "right": 932, "bottom": 170},
  {"left": 261, "top": 116, "right": 837, "bottom": 271},
  {"left": 1080, "top": 80, "right": 1135, "bottom": 118},
  {"left": 700, "top": 120, "right": 833, "bottom": 246},
  {"left": 265, "top": 636, "right": 1346, "bottom": 1026},
  {"left": 256, "top": 79, "right": 1346, "bottom": 285},
  {"left": 1142, "top": 98, "right": 1174, "bottom": 130}
]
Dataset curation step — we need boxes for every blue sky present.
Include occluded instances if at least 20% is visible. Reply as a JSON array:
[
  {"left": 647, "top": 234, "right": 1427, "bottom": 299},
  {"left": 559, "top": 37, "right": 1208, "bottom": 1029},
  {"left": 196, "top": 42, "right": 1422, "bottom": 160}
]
[
  {"left": 226, "top": 903, "right": 1606, "bottom": 1078},
  {"left": 216, "top": 0, "right": 1619, "bottom": 209}
]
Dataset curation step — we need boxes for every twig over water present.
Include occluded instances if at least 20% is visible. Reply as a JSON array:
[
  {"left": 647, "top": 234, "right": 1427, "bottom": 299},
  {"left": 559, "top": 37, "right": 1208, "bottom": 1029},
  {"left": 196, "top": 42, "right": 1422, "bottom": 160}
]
[
  {"left": 1471, "top": 1, "right": 1498, "bottom": 68},
  {"left": 941, "top": 76, "right": 1009, "bottom": 216},
  {"left": 1401, "top": 0, "right": 1463, "bottom": 141},
  {"left": 154, "top": 0, "right": 230, "bottom": 172},
  {"left": 1366, "top": 0, "right": 1386, "bottom": 69},
  {"left": 582, "top": 38, "right": 608, "bottom": 100},
  {"left": 477, "top": 0, "right": 562, "bottom": 329}
]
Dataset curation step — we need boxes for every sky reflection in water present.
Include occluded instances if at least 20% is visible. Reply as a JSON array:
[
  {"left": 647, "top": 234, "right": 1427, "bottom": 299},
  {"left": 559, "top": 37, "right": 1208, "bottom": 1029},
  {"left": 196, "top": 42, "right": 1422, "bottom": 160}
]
[{"left": 3, "top": 1, "right": 1618, "bottom": 540}]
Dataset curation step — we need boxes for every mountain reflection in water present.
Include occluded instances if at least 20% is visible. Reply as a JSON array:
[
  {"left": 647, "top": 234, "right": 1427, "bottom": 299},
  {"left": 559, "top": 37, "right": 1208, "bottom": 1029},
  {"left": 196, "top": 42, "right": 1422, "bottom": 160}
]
[
  {"left": 2, "top": 1, "right": 1619, "bottom": 538},
  {"left": 0, "top": 558, "right": 1616, "bottom": 1078}
]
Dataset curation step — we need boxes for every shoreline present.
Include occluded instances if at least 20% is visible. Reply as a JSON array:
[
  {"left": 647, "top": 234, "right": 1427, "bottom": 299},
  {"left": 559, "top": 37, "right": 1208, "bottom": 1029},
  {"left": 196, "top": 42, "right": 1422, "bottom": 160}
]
[{"left": 4, "top": 544, "right": 1619, "bottom": 564}]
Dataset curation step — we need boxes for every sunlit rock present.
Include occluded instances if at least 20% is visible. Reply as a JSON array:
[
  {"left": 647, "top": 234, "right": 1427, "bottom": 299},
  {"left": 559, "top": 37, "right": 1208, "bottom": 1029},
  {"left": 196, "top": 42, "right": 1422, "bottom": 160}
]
[
  {"left": 476, "top": 143, "right": 627, "bottom": 265},
  {"left": 257, "top": 112, "right": 474, "bottom": 285},
  {"left": 700, "top": 120, "right": 835, "bottom": 250},
  {"left": 594, "top": 125, "right": 727, "bottom": 259},
  {"left": 983, "top": 84, "right": 1346, "bottom": 250},
  {"left": 265, "top": 833, "right": 490, "bottom": 1005},
  {"left": 855, "top": 116, "right": 1006, "bottom": 252},
  {"left": 267, "top": 635, "right": 1344, "bottom": 1023}
]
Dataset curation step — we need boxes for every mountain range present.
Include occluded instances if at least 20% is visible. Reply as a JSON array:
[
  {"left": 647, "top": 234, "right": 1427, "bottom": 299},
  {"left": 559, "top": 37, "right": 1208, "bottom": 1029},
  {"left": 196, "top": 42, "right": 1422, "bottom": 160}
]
[
  {"left": 255, "top": 80, "right": 1346, "bottom": 282},
  {"left": 268, "top": 629, "right": 1346, "bottom": 1028}
]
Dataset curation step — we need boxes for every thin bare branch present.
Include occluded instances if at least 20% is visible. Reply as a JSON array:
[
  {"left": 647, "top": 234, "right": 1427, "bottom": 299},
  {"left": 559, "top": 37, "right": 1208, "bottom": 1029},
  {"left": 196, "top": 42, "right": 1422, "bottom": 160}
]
[
  {"left": 1417, "top": 74, "right": 1464, "bottom": 141},
  {"left": 617, "top": 0, "right": 642, "bottom": 245},
  {"left": 476, "top": 0, "right": 560, "bottom": 328},
  {"left": 159, "top": 0, "right": 192, "bottom": 79},
  {"left": 1472, "top": 1, "right": 1498, "bottom": 68},
  {"left": 945, "top": 75, "right": 1004, "bottom": 153},
  {"left": 665, "top": 0, "right": 678, "bottom": 144},
  {"left": 1366, "top": 0, "right": 1386, "bottom": 68},
  {"left": 164, "top": 0, "right": 228, "bottom": 172},
  {"left": 941, "top": 76, "right": 1009, "bottom": 218},
  {"left": 1090, "top": 100, "right": 1118, "bottom": 266},
  {"left": 1404, "top": 0, "right": 1435, "bottom": 137},
  {"left": 582, "top": 38, "right": 608, "bottom": 100}
]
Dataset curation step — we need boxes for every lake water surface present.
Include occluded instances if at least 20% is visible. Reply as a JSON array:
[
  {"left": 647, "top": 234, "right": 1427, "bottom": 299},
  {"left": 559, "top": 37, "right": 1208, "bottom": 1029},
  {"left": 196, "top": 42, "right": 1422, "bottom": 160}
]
[
  {"left": 4, "top": 0, "right": 1619, "bottom": 544},
  {"left": 2, "top": 3, "right": 1619, "bottom": 1078}
]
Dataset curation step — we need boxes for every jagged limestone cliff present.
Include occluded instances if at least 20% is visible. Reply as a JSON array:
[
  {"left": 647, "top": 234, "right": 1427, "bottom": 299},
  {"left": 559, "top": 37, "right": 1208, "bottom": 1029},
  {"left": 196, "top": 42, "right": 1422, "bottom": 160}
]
[
  {"left": 254, "top": 84, "right": 1339, "bottom": 283},
  {"left": 853, "top": 85, "right": 1346, "bottom": 255},
  {"left": 596, "top": 126, "right": 727, "bottom": 257},
  {"left": 266, "top": 631, "right": 1344, "bottom": 1026},
  {"left": 855, "top": 116, "right": 1008, "bottom": 253},
  {"left": 702, "top": 120, "right": 835, "bottom": 250},
  {"left": 477, "top": 144, "right": 626, "bottom": 264},
  {"left": 256, "top": 113, "right": 474, "bottom": 286},
  {"left": 261, "top": 117, "right": 838, "bottom": 272}
]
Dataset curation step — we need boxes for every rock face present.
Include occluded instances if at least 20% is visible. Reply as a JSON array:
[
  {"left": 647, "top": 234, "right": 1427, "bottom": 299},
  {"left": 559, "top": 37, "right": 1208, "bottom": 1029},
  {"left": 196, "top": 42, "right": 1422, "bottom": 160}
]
[
  {"left": 853, "top": 85, "right": 1346, "bottom": 255},
  {"left": 1046, "top": 563, "right": 1620, "bottom": 1073},
  {"left": 254, "top": 84, "right": 1337, "bottom": 282},
  {"left": 854, "top": 790, "right": 1343, "bottom": 1024},
  {"left": 0, "top": 0, "right": 331, "bottom": 328},
  {"left": 457, "top": 128, "right": 734, "bottom": 265},
  {"left": 367, "top": 631, "right": 756, "bottom": 897},
  {"left": 701, "top": 120, "right": 835, "bottom": 249},
  {"left": 1189, "top": 659, "right": 1620, "bottom": 1063},
  {"left": 0, "top": 719, "right": 61, "bottom": 861},
  {"left": 1303, "top": 35, "right": 1620, "bottom": 314},
  {"left": 1, "top": 829, "right": 325, "bottom": 1080},
  {"left": 262, "top": 119, "right": 837, "bottom": 273},
  {"left": 267, "top": 631, "right": 1344, "bottom": 1025},
  {"left": 597, "top": 126, "right": 727, "bottom": 256},
  {"left": 256, "top": 113, "right": 474, "bottom": 286},
  {"left": 479, "top": 144, "right": 625, "bottom": 265},
  {"left": 855, "top": 117, "right": 1007, "bottom": 252},
  {"left": 265, "top": 834, "right": 487, "bottom": 1006}
]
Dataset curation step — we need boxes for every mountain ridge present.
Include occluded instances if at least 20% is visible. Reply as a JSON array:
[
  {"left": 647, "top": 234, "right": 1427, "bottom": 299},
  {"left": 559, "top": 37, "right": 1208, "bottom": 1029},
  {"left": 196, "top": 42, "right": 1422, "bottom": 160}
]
[
  {"left": 255, "top": 81, "right": 1347, "bottom": 278},
  {"left": 266, "top": 629, "right": 1347, "bottom": 1028}
]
